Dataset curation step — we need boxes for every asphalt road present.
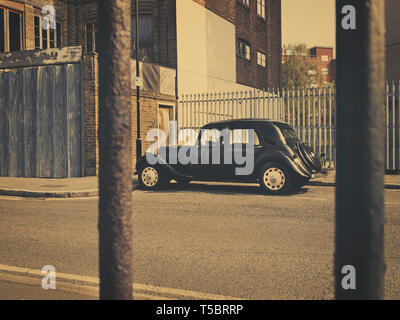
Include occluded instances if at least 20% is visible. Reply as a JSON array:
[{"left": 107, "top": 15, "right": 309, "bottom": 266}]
[{"left": 0, "top": 183, "right": 399, "bottom": 299}]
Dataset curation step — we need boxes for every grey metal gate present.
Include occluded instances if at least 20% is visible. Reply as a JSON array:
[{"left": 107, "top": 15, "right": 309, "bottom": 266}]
[{"left": 0, "top": 62, "right": 83, "bottom": 178}]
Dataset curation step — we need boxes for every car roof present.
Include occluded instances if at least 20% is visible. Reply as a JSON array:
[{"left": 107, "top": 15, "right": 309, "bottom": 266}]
[{"left": 201, "top": 118, "right": 289, "bottom": 129}]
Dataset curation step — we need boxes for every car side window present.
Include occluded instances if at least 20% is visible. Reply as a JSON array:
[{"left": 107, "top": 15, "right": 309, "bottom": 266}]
[
  {"left": 200, "top": 128, "right": 220, "bottom": 146},
  {"left": 230, "top": 129, "right": 260, "bottom": 146}
]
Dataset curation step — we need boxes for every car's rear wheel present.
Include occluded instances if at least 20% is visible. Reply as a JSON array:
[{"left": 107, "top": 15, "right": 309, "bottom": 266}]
[
  {"left": 138, "top": 165, "right": 166, "bottom": 190},
  {"left": 259, "top": 162, "right": 292, "bottom": 194}
]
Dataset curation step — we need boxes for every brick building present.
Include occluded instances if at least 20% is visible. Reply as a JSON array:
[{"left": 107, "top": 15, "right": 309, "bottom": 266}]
[
  {"left": 308, "top": 47, "right": 335, "bottom": 84},
  {"left": 0, "top": 0, "right": 281, "bottom": 177},
  {"left": 1, "top": 0, "right": 282, "bottom": 92},
  {"left": 177, "top": 0, "right": 281, "bottom": 93},
  {"left": 282, "top": 45, "right": 335, "bottom": 86},
  {"left": 0, "top": 0, "right": 176, "bottom": 177},
  {"left": 385, "top": 0, "right": 400, "bottom": 82}
]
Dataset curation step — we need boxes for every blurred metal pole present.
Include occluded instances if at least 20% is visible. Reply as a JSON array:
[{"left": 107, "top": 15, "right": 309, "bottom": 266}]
[
  {"left": 335, "top": 0, "right": 385, "bottom": 299},
  {"left": 98, "top": 0, "right": 133, "bottom": 300},
  {"left": 135, "top": 0, "right": 142, "bottom": 161}
]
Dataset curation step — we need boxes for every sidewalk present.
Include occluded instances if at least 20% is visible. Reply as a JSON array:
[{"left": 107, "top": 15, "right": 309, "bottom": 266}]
[
  {"left": 0, "top": 170, "right": 399, "bottom": 198},
  {"left": 0, "top": 176, "right": 140, "bottom": 198},
  {"left": 309, "top": 170, "right": 400, "bottom": 189}
]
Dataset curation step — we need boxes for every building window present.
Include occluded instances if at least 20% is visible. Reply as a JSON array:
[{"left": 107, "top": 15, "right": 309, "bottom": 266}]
[
  {"left": 42, "top": 24, "right": 48, "bottom": 49},
  {"left": 257, "top": 0, "right": 266, "bottom": 19},
  {"left": 257, "top": 51, "right": 266, "bottom": 67},
  {"left": 0, "top": 6, "right": 23, "bottom": 53},
  {"left": 85, "top": 23, "right": 97, "bottom": 53},
  {"left": 322, "top": 68, "right": 329, "bottom": 75},
  {"left": 34, "top": 16, "right": 40, "bottom": 49},
  {"left": 56, "top": 22, "right": 61, "bottom": 48},
  {"left": 34, "top": 15, "right": 62, "bottom": 50},
  {"left": 321, "top": 55, "right": 329, "bottom": 62},
  {"left": 132, "top": 15, "right": 154, "bottom": 61},
  {"left": 237, "top": 39, "right": 251, "bottom": 60},
  {"left": 239, "top": 0, "right": 250, "bottom": 7},
  {"left": 0, "top": 8, "right": 4, "bottom": 53}
]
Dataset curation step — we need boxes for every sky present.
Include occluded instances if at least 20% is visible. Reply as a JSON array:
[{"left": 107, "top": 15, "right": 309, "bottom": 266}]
[{"left": 282, "top": 0, "right": 336, "bottom": 54}]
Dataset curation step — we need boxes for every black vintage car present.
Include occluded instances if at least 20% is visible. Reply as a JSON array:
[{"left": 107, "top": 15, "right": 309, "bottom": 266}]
[{"left": 136, "top": 119, "right": 326, "bottom": 194}]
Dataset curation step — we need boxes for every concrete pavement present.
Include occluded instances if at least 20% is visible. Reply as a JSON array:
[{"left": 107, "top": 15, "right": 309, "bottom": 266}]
[
  {"left": 0, "top": 170, "right": 399, "bottom": 198},
  {"left": 0, "top": 176, "right": 139, "bottom": 198}
]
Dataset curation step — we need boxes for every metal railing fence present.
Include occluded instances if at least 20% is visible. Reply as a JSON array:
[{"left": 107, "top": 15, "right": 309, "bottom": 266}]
[{"left": 178, "top": 81, "right": 400, "bottom": 171}]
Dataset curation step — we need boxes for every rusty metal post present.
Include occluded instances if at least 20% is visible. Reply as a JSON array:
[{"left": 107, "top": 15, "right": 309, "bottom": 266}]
[
  {"left": 335, "top": 0, "right": 385, "bottom": 299},
  {"left": 135, "top": 0, "right": 142, "bottom": 161},
  {"left": 98, "top": 0, "right": 133, "bottom": 300}
]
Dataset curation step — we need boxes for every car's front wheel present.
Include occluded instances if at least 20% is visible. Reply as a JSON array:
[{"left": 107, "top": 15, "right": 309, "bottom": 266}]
[
  {"left": 259, "top": 162, "right": 292, "bottom": 194},
  {"left": 138, "top": 165, "right": 166, "bottom": 190}
]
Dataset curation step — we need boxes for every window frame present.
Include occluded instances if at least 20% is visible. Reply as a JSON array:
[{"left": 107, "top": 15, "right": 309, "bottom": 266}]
[
  {"left": 131, "top": 14, "right": 154, "bottom": 61},
  {"left": 237, "top": 38, "right": 251, "bottom": 61},
  {"left": 321, "top": 55, "right": 329, "bottom": 62},
  {"left": 257, "top": 0, "right": 266, "bottom": 19},
  {"left": 0, "top": 6, "right": 23, "bottom": 53},
  {"left": 238, "top": 0, "right": 250, "bottom": 8},
  {"left": 34, "top": 14, "right": 61, "bottom": 50},
  {"left": 257, "top": 50, "right": 266, "bottom": 67},
  {"left": 321, "top": 68, "right": 329, "bottom": 75},
  {"left": 85, "top": 22, "right": 97, "bottom": 53}
]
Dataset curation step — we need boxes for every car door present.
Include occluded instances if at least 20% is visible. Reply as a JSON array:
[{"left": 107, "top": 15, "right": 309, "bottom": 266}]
[
  {"left": 191, "top": 127, "right": 222, "bottom": 180},
  {"left": 231, "top": 127, "right": 260, "bottom": 178}
]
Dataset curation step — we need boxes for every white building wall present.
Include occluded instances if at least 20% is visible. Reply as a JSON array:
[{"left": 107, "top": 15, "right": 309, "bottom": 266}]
[{"left": 176, "top": 0, "right": 253, "bottom": 96}]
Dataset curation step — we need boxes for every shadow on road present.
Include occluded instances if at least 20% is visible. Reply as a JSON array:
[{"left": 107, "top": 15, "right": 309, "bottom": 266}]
[{"left": 137, "top": 181, "right": 310, "bottom": 196}]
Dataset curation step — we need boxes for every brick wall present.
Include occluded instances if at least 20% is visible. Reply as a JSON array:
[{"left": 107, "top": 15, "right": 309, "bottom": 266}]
[
  {"left": 268, "top": 0, "right": 281, "bottom": 88},
  {"left": 131, "top": 92, "right": 176, "bottom": 171},
  {"left": 83, "top": 54, "right": 177, "bottom": 175},
  {"left": 83, "top": 52, "right": 99, "bottom": 176},
  {"left": 386, "top": 0, "right": 400, "bottom": 81},
  {"left": 67, "top": 0, "right": 97, "bottom": 49},
  {"left": 192, "top": 0, "right": 235, "bottom": 24},
  {"left": 235, "top": 0, "right": 281, "bottom": 89},
  {"left": 0, "top": 0, "right": 69, "bottom": 50}
]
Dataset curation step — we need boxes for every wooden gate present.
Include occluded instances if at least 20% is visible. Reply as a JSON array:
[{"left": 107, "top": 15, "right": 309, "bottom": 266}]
[{"left": 0, "top": 49, "right": 83, "bottom": 178}]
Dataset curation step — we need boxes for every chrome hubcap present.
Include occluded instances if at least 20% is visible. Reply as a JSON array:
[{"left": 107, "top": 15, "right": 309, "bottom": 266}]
[
  {"left": 263, "top": 168, "right": 285, "bottom": 190},
  {"left": 141, "top": 167, "right": 158, "bottom": 187}
]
